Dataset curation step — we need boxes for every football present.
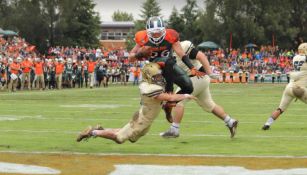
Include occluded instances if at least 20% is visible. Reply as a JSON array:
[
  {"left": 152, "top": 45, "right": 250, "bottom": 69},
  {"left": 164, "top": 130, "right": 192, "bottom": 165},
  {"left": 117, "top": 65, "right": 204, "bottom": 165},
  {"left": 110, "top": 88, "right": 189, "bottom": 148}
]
[{"left": 136, "top": 46, "right": 152, "bottom": 59}]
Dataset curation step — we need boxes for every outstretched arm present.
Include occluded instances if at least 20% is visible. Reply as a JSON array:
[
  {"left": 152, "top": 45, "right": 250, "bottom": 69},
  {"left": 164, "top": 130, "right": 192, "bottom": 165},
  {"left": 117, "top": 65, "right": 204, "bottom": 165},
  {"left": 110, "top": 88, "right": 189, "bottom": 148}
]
[
  {"left": 128, "top": 44, "right": 141, "bottom": 62},
  {"left": 155, "top": 92, "right": 196, "bottom": 102}
]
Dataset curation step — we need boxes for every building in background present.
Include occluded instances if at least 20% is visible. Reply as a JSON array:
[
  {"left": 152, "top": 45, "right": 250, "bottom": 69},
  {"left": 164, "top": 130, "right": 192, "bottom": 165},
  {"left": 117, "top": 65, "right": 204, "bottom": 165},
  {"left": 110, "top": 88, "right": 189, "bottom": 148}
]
[{"left": 100, "top": 21, "right": 134, "bottom": 50}]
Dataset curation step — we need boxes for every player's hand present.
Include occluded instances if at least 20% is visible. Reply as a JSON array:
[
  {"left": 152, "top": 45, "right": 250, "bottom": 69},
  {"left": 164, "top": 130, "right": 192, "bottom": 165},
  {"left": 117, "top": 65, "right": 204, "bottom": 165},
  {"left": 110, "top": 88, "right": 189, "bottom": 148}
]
[
  {"left": 135, "top": 46, "right": 152, "bottom": 60},
  {"left": 184, "top": 94, "right": 197, "bottom": 100},
  {"left": 209, "top": 73, "right": 220, "bottom": 80},
  {"left": 190, "top": 68, "right": 205, "bottom": 78}
]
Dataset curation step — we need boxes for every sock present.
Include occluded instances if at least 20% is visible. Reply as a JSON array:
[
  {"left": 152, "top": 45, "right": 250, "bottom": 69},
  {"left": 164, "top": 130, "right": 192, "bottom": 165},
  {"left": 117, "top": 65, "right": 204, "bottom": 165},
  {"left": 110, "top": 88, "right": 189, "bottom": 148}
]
[
  {"left": 170, "top": 123, "right": 180, "bottom": 132},
  {"left": 91, "top": 130, "right": 98, "bottom": 136},
  {"left": 224, "top": 115, "right": 234, "bottom": 126},
  {"left": 265, "top": 117, "right": 275, "bottom": 126}
]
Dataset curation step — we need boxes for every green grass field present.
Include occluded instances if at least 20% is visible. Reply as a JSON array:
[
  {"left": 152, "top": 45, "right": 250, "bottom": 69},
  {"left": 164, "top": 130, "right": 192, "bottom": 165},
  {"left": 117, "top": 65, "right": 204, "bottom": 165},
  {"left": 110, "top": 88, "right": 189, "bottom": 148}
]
[{"left": 0, "top": 83, "right": 306, "bottom": 156}]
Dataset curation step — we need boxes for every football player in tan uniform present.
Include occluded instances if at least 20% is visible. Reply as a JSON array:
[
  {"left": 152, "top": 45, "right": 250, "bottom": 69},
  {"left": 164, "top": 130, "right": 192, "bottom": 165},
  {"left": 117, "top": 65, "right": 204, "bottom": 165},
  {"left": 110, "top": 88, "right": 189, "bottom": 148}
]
[
  {"left": 76, "top": 63, "right": 196, "bottom": 144},
  {"left": 160, "top": 40, "right": 238, "bottom": 138},
  {"left": 262, "top": 43, "right": 307, "bottom": 130}
]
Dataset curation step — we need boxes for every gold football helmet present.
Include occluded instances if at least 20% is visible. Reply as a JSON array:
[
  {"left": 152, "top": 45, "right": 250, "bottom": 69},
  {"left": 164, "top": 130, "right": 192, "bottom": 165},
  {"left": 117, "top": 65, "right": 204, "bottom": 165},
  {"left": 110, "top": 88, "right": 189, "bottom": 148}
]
[
  {"left": 298, "top": 43, "right": 307, "bottom": 55},
  {"left": 142, "top": 63, "right": 165, "bottom": 86}
]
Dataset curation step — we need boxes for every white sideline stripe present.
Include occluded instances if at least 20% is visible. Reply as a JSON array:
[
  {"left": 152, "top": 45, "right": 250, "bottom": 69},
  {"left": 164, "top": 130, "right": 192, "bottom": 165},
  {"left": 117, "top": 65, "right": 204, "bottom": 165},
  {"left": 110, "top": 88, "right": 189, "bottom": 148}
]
[
  {"left": 0, "top": 162, "right": 60, "bottom": 174},
  {"left": 4, "top": 116, "right": 305, "bottom": 125},
  {"left": 1, "top": 150, "right": 307, "bottom": 159},
  {"left": 110, "top": 165, "right": 307, "bottom": 175},
  {"left": 37, "top": 117, "right": 307, "bottom": 124},
  {"left": 1, "top": 129, "right": 307, "bottom": 139}
]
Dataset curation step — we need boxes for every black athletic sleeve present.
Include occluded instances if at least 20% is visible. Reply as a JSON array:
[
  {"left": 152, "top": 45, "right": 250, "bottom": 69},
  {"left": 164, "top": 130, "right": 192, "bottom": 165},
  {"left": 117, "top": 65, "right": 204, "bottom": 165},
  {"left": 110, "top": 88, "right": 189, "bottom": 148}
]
[{"left": 188, "top": 48, "right": 199, "bottom": 60}]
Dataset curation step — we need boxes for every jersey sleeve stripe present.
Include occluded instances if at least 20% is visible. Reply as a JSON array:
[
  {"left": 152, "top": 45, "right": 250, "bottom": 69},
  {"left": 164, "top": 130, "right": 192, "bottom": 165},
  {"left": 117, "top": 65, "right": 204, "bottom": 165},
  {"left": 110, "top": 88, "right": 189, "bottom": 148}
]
[{"left": 143, "top": 89, "right": 163, "bottom": 97}]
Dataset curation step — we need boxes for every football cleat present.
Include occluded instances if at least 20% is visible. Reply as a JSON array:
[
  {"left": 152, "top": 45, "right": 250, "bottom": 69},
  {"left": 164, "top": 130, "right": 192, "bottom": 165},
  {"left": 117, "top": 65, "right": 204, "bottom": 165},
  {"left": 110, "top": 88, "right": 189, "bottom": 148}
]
[
  {"left": 262, "top": 125, "right": 270, "bottom": 130},
  {"left": 227, "top": 120, "right": 238, "bottom": 138},
  {"left": 160, "top": 129, "right": 179, "bottom": 138},
  {"left": 76, "top": 125, "right": 103, "bottom": 142}
]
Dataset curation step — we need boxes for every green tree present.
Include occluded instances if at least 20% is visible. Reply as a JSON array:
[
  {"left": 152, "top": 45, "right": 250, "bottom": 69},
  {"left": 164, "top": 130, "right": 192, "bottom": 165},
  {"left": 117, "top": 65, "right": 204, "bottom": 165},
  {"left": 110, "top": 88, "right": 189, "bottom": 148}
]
[
  {"left": 132, "top": 0, "right": 162, "bottom": 38},
  {"left": 139, "top": 0, "right": 161, "bottom": 22},
  {"left": 180, "top": 0, "right": 201, "bottom": 43},
  {"left": 112, "top": 10, "right": 134, "bottom": 21},
  {"left": 41, "top": 0, "right": 60, "bottom": 47},
  {"left": 55, "top": 0, "right": 101, "bottom": 48},
  {"left": 168, "top": 7, "right": 185, "bottom": 38}
]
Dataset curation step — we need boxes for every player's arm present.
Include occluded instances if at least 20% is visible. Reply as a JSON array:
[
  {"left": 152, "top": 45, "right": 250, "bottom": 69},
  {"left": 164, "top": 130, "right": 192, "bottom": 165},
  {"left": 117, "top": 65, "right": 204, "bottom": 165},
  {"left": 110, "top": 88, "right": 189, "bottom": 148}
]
[
  {"left": 128, "top": 44, "right": 141, "bottom": 62},
  {"left": 154, "top": 92, "right": 196, "bottom": 102},
  {"left": 173, "top": 41, "right": 205, "bottom": 78},
  {"left": 195, "top": 51, "right": 212, "bottom": 75}
]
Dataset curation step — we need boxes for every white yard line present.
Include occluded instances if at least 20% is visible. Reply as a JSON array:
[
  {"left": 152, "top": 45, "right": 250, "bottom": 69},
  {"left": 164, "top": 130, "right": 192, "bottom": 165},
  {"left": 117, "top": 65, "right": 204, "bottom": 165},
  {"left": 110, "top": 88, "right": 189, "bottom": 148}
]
[
  {"left": 0, "top": 129, "right": 307, "bottom": 139},
  {"left": 1, "top": 150, "right": 307, "bottom": 159},
  {"left": 110, "top": 165, "right": 307, "bottom": 175}
]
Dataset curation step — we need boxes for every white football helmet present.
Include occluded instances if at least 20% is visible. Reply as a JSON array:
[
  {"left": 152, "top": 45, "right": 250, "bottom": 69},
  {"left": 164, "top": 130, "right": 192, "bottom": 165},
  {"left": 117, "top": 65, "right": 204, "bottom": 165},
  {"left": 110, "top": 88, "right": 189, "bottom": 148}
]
[
  {"left": 8, "top": 58, "right": 13, "bottom": 63},
  {"left": 146, "top": 16, "right": 166, "bottom": 45},
  {"left": 67, "top": 58, "right": 72, "bottom": 64},
  {"left": 17, "top": 57, "right": 22, "bottom": 63},
  {"left": 142, "top": 63, "right": 165, "bottom": 86},
  {"left": 298, "top": 43, "right": 307, "bottom": 55}
]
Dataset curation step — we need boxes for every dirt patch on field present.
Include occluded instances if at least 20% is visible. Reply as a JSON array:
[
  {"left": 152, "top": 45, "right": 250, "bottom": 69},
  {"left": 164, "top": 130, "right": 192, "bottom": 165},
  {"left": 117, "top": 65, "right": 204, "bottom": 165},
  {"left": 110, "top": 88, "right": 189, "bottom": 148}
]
[{"left": 1, "top": 152, "right": 307, "bottom": 175}]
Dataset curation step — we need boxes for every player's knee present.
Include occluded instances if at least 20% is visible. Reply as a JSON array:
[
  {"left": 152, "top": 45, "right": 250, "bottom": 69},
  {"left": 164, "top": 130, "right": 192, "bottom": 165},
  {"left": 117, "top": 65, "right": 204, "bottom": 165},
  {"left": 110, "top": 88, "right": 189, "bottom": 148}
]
[
  {"left": 292, "top": 85, "right": 305, "bottom": 98},
  {"left": 115, "top": 138, "right": 125, "bottom": 144}
]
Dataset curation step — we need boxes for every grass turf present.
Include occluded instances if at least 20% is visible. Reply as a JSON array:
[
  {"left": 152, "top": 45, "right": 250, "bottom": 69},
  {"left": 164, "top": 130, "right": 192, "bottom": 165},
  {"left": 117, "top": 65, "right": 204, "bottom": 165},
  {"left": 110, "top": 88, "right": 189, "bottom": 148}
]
[{"left": 0, "top": 83, "right": 306, "bottom": 156}]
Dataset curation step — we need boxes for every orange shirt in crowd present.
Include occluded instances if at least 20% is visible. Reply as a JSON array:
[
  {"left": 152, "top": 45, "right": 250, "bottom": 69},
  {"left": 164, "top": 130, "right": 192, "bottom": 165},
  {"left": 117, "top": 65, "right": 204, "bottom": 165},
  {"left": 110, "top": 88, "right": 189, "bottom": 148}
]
[
  {"left": 21, "top": 59, "right": 33, "bottom": 73},
  {"left": 34, "top": 62, "right": 44, "bottom": 75},
  {"left": 133, "top": 67, "right": 141, "bottom": 78},
  {"left": 87, "top": 61, "right": 97, "bottom": 73},
  {"left": 55, "top": 62, "right": 64, "bottom": 74},
  {"left": 10, "top": 62, "right": 21, "bottom": 74}
]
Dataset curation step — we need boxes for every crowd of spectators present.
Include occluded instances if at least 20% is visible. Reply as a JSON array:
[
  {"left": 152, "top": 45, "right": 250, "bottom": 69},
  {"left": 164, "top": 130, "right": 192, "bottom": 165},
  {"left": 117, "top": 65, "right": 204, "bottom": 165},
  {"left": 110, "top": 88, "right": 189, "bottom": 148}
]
[
  {"left": 0, "top": 36, "right": 143, "bottom": 92},
  {"left": 0, "top": 35, "right": 299, "bottom": 92},
  {"left": 206, "top": 45, "right": 296, "bottom": 83}
]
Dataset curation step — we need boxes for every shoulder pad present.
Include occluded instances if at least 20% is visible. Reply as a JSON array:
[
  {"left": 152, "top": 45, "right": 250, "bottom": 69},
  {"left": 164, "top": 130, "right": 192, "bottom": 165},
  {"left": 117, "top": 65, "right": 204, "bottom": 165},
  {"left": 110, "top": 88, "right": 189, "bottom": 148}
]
[
  {"left": 135, "top": 30, "right": 148, "bottom": 46},
  {"left": 139, "top": 82, "right": 163, "bottom": 97},
  {"left": 164, "top": 29, "right": 179, "bottom": 43}
]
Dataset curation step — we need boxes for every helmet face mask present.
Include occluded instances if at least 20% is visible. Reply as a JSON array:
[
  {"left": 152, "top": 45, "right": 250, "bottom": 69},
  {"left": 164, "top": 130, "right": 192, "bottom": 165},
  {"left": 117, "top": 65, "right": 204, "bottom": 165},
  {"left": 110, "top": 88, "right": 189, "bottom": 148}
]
[
  {"left": 146, "top": 17, "right": 166, "bottom": 45},
  {"left": 142, "top": 63, "right": 165, "bottom": 86}
]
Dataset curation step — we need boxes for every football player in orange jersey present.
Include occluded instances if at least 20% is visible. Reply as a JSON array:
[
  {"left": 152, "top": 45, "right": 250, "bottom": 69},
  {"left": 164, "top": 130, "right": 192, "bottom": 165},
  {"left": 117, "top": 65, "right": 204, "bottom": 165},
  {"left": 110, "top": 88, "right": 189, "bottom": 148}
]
[{"left": 129, "top": 16, "right": 204, "bottom": 123}]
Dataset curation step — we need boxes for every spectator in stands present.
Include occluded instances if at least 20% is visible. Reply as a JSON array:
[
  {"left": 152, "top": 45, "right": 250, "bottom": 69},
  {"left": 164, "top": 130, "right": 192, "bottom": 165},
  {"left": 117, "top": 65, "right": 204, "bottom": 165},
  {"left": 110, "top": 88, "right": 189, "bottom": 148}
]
[
  {"left": 87, "top": 57, "right": 97, "bottom": 88},
  {"left": 55, "top": 58, "right": 64, "bottom": 89},
  {"left": 133, "top": 64, "right": 141, "bottom": 85},
  {"left": 20, "top": 56, "right": 33, "bottom": 90},
  {"left": 8, "top": 57, "right": 20, "bottom": 92},
  {"left": 33, "top": 57, "right": 45, "bottom": 90}
]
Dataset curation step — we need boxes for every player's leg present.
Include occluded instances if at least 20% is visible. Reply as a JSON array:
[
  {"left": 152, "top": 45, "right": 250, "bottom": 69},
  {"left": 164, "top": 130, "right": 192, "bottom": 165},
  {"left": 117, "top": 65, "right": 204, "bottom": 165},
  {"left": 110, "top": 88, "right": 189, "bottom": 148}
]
[
  {"left": 212, "top": 105, "right": 238, "bottom": 138},
  {"left": 160, "top": 103, "right": 185, "bottom": 138},
  {"left": 262, "top": 83, "right": 294, "bottom": 130},
  {"left": 196, "top": 77, "right": 238, "bottom": 138},
  {"left": 162, "top": 59, "right": 193, "bottom": 123}
]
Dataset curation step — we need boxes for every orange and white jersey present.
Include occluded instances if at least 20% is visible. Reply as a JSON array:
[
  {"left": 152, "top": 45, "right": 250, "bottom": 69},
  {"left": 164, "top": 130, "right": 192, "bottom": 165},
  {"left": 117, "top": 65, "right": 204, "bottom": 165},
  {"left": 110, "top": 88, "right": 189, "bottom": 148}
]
[{"left": 134, "top": 29, "right": 179, "bottom": 61}]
